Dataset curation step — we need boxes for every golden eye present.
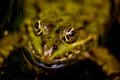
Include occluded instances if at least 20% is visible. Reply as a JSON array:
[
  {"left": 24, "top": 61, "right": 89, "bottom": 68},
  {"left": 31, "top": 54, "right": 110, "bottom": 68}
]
[
  {"left": 63, "top": 27, "right": 77, "bottom": 43},
  {"left": 33, "top": 20, "right": 44, "bottom": 36}
]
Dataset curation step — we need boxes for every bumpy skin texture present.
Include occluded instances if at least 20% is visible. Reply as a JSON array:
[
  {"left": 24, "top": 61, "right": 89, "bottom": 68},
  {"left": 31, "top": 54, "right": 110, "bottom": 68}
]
[
  {"left": 22, "top": 0, "right": 110, "bottom": 66},
  {"left": 0, "top": 0, "right": 120, "bottom": 80}
]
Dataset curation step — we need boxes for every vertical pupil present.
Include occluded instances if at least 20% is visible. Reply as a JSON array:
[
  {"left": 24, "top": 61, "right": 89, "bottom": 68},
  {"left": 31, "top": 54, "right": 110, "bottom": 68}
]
[{"left": 35, "top": 22, "right": 39, "bottom": 29}]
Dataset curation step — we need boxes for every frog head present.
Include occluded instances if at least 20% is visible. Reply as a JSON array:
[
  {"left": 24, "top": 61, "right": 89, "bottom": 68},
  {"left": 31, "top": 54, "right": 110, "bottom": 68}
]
[{"left": 23, "top": 18, "right": 98, "bottom": 69}]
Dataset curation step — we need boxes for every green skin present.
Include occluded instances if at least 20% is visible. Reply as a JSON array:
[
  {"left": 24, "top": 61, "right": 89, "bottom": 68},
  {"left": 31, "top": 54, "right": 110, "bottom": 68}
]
[
  {"left": 22, "top": 0, "right": 111, "bottom": 68},
  {"left": 0, "top": 0, "right": 111, "bottom": 69}
]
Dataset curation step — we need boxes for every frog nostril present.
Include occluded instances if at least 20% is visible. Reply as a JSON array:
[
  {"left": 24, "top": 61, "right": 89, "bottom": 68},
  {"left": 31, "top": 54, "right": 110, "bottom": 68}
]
[
  {"left": 53, "top": 45, "right": 58, "bottom": 50},
  {"left": 41, "top": 41, "right": 46, "bottom": 47},
  {"left": 48, "top": 36, "right": 51, "bottom": 39}
]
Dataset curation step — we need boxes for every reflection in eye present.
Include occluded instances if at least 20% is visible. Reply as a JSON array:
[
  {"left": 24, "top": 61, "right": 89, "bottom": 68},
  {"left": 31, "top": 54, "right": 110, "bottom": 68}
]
[{"left": 69, "top": 31, "right": 75, "bottom": 37}]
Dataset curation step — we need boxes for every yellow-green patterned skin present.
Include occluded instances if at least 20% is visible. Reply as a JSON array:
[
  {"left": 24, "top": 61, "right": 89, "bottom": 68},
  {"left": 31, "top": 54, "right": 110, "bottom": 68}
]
[{"left": 19, "top": 0, "right": 112, "bottom": 68}]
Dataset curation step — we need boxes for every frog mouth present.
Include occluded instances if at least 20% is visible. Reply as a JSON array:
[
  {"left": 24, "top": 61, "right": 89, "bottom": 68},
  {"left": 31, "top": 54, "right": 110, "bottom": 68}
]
[
  {"left": 26, "top": 48, "right": 81, "bottom": 69},
  {"left": 26, "top": 35, "right": 95, "bottom": 69},
  {"left": 25, "top": 44, "right": 79, "bottom": 69},
  {"left": 27, "top": 42, "right": 80, "bottom": 69},
  {"left": 26, "top": 48, "right": 86, "bottom": 69}
]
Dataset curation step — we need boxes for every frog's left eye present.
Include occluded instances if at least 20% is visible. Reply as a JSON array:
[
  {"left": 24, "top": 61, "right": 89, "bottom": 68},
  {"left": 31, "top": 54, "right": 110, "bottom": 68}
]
[
  {"left": 63, "top": 28, "right": 77, "bottom": 43},
  {"left": 33, "top": 20, "right": 44, "bottom": 36}
]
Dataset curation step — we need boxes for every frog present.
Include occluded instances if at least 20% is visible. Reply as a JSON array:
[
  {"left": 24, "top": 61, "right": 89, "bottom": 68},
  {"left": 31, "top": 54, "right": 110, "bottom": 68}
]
[{"left": 0, "top": 0, "right": 120, "bottom": 79}]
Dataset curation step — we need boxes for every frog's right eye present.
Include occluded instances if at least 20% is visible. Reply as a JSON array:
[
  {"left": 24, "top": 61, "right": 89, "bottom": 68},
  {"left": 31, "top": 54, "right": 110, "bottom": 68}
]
[
  {"left": 62, "top": 27, "right": 78, "bottom": 43},
  {"left": 33, "top": 21, "right": 44, "bottom": 36}
]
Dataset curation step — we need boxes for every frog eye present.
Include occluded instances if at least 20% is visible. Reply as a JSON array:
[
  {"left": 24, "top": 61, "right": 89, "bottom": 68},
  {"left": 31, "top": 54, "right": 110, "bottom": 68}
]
[
  {"left": 63, "top": 28, "right": 77, "bottom": 43},
  {"left": 33, "top": 20, "right": 44, "bottom": 36}
]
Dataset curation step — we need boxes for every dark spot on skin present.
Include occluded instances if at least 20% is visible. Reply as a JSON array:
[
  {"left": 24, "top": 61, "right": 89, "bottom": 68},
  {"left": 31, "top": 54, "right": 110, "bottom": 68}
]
[
  {"left": 55, "top": 28, "right": 61, "bottom": 33},
  {"left": 48, "top": 23, "right": 55, "bottom": 28},
  {"left": 36, "top": 53, "right": 41, "bottom": 57},
  {"left": 88, "top": 51, "right": 95, "bottom": 57},
  {"left": 17, "top": 37, "right": 23, "bottom": 44},
  {"left": 41, "top": 40, "right": 46, "bottom": 47},
  {"left": 34, "top": 16, "right": 40, "bottom": 20},
  {"left": 96, "top": 4, "right": 102, "bottom": 9},
  {"left": 59, "top": 6, "right": 65, "bottom": 11},
  {"left": 47, "top": 36, "right": 51, "bottom": 39},
  {"left": 54, "top": 56, "right": 61, "bottom": 59},
  {"left": 86, "top": 39, "right": 94, "bottom": 44},
  {"left": 63, "top": 54, "right": 68, "bottom": 58},
  {"left": 83, "top": 20, "right": 89, "bottom": 26},
  {"left": 33, "top": 3, "right": 41, "bottom": 13},
  {"left": 24, "top": 23, "right": 29, "bottom": 34},
  {"left": 24, "top": 23, "right": 28, "bottom": 27},
  {"left": 54, "top": 39, "right": 61, "bottom": 46},
  {"left": 56, "top": 18, "right": 63, "bottom": 23},
  {"left": 68, "top": 51, "right": 72, "bottom": 54}
]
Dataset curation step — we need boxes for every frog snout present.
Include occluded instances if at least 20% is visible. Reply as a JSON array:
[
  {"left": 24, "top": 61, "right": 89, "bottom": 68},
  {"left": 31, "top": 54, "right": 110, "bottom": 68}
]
[{"left": 44, "top": 45, "right": 54, "bottom": 56}]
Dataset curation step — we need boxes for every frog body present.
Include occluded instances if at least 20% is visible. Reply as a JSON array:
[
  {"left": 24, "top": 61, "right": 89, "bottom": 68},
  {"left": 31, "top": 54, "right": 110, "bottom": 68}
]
[{"left": 0, "top": 0, "right": 120, "bottom": 79}]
